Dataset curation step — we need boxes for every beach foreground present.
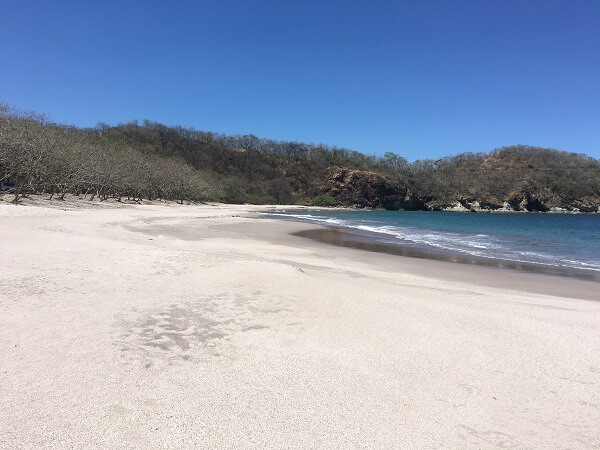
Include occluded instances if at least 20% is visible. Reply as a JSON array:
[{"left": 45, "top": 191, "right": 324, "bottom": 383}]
[{"left": 1, "top": 201, "right": 599, "bottom": 448}]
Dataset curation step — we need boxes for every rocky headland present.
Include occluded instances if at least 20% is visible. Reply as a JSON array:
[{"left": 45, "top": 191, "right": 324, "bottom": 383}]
[{"left": 319, "top": 167, "right": 600, "bottom": 213}]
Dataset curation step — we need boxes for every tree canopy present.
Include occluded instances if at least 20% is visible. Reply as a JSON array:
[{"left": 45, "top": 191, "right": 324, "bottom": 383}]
[{"left": 1, "top": 104, "right": 599, "bottom": 211}]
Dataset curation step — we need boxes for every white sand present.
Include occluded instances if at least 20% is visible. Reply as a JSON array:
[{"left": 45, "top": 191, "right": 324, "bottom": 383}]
[{"left": 1, "top": 200, "right": 599, "bottom": 448}]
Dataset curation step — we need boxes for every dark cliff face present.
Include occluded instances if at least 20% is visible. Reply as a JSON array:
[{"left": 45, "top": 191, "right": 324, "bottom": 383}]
[
  {"left": 501, "top": 193, "right": 600, "bottom": 213},
  {"left": 320, "top": 168, "right": 429, "bottom": 210},
  {"left": 319, "top": 167, "right": 600, "bottom": 212},
  {"left": 320, "top": 168, "right": 405, "bottom": 209}
]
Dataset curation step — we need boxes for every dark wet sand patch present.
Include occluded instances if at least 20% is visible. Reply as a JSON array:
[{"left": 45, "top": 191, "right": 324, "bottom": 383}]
[{"left": 294, "top": 227, "right": 600, "bottom": 283}]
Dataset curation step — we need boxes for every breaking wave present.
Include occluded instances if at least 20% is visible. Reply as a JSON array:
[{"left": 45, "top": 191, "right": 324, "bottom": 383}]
[{"left": 263, "top": 210, "right": 600, "bottom": 272}]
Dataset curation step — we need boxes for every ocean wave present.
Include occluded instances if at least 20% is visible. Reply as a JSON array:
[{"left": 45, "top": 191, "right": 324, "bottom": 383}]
[{"left": 263, "top": 211, "right": 600, "bottom": 272}]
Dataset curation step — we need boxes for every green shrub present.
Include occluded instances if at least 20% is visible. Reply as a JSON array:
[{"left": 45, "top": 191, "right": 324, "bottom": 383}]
[
  {"left": 311, "top": 194, "right": 338, "bottom": 207},
  {"left": 224, "top": 185, "right": 247, "bottom": 204},
  {"left": 244, "top": 192, "right": 276, "bottom": 204}
]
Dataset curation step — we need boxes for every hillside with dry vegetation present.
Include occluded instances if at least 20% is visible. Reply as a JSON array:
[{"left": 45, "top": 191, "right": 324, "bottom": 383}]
[{"left": 1, "top": 104, "right": 599, "bottom": 212}]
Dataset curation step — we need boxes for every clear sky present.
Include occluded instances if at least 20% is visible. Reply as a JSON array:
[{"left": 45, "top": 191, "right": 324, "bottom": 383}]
[{"left": 1, "top": 0, "right": 599, "bottom": 160}]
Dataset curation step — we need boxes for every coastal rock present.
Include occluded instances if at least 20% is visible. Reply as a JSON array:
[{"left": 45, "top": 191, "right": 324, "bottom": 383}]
[
  {"left": 395, "top": 195, "right": 431, "bottom": 211},
  {"left": 497, "top": 202, "right": 516, "bottom": 212},
  {"left": 524, "top": 196, "right": 550, "bottom": 212},
  {"left": 478, "top": 200, "right": 506, "bottom": 211},
  {"left": 504, "top": 194, "right": 550, "bottom": 212},
  {"left": 320, "top": 168, "right": 409, "bottom": 210},
  {"left": 318, "top": 166, "right": 599, "bottom": 214},
  {"left": 439, "top": 201, "right": 470, "bottom": 212},
  {"left": 468, "top": 200, "right": 482, "bottom": 211},
  {"left": 570, "top": 199, "right": 599, "bottom": 213},
  {"left": 549, "top": 206, "right": 571, "bottom": 214}
]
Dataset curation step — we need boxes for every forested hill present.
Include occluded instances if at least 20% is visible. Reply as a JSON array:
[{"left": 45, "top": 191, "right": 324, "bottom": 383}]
[{"left": 1, "top": 105, "right": 599, "bottom": 212}]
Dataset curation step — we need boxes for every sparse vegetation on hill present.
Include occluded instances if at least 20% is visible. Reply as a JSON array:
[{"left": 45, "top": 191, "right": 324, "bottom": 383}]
[{"left": 1, "top": 104, "right": 599, "bottom": 211}]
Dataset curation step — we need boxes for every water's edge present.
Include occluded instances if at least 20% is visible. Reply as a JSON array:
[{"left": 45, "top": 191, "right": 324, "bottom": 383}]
[{"left": 293, "top": 227, "right": 600, "bottom": 282}]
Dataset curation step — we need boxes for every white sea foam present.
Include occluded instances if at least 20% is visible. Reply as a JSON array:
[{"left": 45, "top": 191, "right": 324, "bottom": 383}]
[{"left": 263, "top": 211, "right": 600, "bottom": 272}]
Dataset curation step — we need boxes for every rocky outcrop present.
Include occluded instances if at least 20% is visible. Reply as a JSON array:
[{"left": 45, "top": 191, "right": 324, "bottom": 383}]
[
  {"left": 320, "top": 168, "right": 412, "bottom": 210},
  {"left": 569, "top": 198, "right": 600, "bottom": 213},
  {"left": 319, "top": 167, "right": 600, "bottom": 213},
  {"left": 501, "top": 193, "right": 599, "bottom": 213},
  {"left": 431, "top": 193, "right": 599, "bottom": 213}
]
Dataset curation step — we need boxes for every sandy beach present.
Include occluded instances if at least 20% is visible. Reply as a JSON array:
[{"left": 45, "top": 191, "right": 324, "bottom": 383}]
[{"left": 1, "top": 200, "right": 599, "bottom": 448}]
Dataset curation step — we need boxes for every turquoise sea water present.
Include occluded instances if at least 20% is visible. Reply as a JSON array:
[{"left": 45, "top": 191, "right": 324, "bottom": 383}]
[{"left": 266, "top": 209, "right": 600, "bottom": 273}]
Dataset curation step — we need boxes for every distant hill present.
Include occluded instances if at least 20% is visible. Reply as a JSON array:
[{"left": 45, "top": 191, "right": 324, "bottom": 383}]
[{"left": 1, "top": 104, "right": 599, "bottom": 212}]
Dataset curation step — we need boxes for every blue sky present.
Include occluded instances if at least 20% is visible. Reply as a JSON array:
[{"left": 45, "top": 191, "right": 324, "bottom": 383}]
[{"left": 1, "top": 0, "right": 599, "bottom": 161}]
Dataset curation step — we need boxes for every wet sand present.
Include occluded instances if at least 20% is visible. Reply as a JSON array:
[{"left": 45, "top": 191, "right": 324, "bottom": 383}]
[
  {"left": 294, "top": 227, "right": 600, "bottom": 281},
  {"left": 292, "top": 227, "right": 600, "bottom": 299},
  {"left": 1, "top": 200, "right": 599, "bottom": 448}
]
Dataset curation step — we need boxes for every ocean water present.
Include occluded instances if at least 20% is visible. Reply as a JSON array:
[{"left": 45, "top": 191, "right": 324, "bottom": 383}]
[{"left": 265, "top": 209, "right": 600, "bottom": 274}]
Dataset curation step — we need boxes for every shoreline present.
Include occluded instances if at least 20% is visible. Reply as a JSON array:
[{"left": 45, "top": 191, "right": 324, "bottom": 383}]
[
  {"left": 293, "top": 227, "right": 600, "bottom": 283},
  {"left": 175, "top": 214, "right": 600, "bottom": 302},
  {"left": 287, "top": 226, "right": 600, "bottom": 302},
  {"left": 2, "top": 193, "right": 599, "bottom": 214}
]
